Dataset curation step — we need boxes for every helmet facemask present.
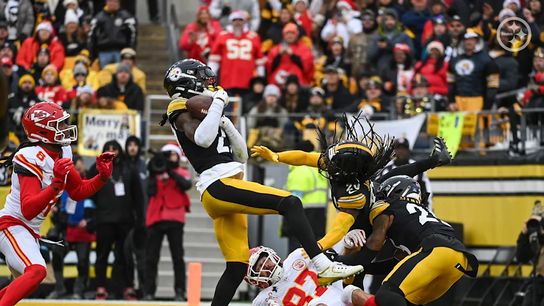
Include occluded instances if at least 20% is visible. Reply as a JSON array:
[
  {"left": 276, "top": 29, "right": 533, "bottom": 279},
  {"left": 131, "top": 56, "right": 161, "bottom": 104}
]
[{"left": 245, "top": 247, "right": 284, "bottom": 289}]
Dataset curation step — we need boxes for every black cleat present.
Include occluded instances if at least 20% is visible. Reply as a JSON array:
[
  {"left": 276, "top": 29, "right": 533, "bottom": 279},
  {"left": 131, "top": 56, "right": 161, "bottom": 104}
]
[{"left": 430, "top": 137, "right": 452, "bottom": 167}]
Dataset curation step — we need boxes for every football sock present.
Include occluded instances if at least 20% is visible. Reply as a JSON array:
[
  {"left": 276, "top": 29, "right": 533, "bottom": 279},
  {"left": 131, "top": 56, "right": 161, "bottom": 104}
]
[
  {"left": 0, "top": 265, "right": 46, "bottom": 306},
  {"left": 311, "top": 253, "right": 333, "bottom": 273},
  {"left": 375, "top": 284, "right": 407, "bottom": 306},
  {"left": 277, "top": 196, "right": 322, "bottom": 258},
  {"left": 210, "top": 262, "right": 247, "bottom": 306}
]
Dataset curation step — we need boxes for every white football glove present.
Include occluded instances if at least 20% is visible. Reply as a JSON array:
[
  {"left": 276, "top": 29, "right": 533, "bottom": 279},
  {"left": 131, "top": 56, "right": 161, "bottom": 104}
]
[
  {"left": 213, "top": 89, "right": 229, "bottom": 107},
  {"left": 343, "top": 229, "right": 366, "bottom": 249}
]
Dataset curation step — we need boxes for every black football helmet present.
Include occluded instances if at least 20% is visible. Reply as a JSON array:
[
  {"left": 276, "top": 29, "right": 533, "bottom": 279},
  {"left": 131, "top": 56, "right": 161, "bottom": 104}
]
[
  {"left": 163, "top": 59, "right": 217, "bottom": 99},
  {"left": 321, "top": 141, "right": 373, "bottom": 184},
  {"left": 376, "top": 175, "right": 421, "bottom": 204}
]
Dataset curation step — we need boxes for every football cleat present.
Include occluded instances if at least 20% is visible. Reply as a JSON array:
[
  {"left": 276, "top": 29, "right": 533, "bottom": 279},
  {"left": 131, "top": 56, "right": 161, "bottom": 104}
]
[
  {"left": 430, "top": 137, "right": 452, "bottom": 167},
  {"left": 317, "top": 261, "right": 364, "bottom": 286}
]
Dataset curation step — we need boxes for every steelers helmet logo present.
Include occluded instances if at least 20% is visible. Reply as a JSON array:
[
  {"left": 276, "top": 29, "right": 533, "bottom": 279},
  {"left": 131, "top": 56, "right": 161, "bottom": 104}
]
[
  {"left": 454, "top": 59, "right": 474, "bottom": 76},
  {"left": 167, "top": 67, "right": 183, "bottom": 82},
  {"left": 497, "top": 17, "right": 531, "bottom": 52}
]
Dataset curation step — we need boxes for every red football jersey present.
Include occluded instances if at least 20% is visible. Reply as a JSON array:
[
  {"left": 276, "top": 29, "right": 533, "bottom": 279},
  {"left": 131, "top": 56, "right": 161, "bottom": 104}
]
[
  {"left": 209, "top": 30, "right": 264, "bottom": 90},
  {"left": 36, "top": 85, "right": 68, "bottom": 106}
]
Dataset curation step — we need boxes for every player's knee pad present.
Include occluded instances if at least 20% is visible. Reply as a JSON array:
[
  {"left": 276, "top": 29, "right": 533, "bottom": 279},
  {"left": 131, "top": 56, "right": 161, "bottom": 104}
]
[
  {"left": 277, "top": 196, "right": 303, "bottom": 216},
  {"left": 24, "top": 264, "right": 47, "bottom": 283},
  {"left": 375, "top": 283, "right": 407, "bottom": 306}
]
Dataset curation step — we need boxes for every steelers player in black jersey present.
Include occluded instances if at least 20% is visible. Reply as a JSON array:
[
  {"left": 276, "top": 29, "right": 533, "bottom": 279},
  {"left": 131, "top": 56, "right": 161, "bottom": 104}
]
[
  {"left": 160, "top": 59, "right": 364, "bottom": 306},
  {"left": 251, "top": 114, "right": 453, "bottom": 252},
  {"left": 349, "top": 176, "right": 478, "bottom": 306}
]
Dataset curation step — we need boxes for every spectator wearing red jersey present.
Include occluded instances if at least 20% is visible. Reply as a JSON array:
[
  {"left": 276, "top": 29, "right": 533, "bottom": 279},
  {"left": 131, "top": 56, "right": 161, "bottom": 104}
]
[
  {"left": 208, "top": 10, "right": 264, "bottom": 95},
  {"left": 413, "top": 41, "right": 448, "bottom": 96},
  {"left": 16, "top": 21, "right": 65, "bottom": 72},
  {"left": 292, "top": 0, "right": 312, "bottom": 41},
  {"left": 266, "top": 23, "right": 314, "bottom": 86},
  {"left": 36, "top": 64, "right": 68, "bottom": 107},
  {"left": 179, "top": 6, "right": 222, "bottom": 63}
]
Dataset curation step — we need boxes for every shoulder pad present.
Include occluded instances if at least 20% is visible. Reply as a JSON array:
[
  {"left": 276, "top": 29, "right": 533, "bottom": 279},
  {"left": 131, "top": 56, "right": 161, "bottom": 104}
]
[
  {"left": 369, "top": 200, "right": 391, "bottom": 225},
  {"left": 166, "top": 97, "right": 188, "bottom": 117},
  {"left": 14, "top": 147, "right": 46, "bottom": 181}
]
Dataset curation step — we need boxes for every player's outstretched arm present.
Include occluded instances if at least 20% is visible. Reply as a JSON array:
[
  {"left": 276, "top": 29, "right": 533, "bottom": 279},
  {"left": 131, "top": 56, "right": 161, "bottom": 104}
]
[
  {"left": 220, "top": 116, "right": 248, "bottom": 163},
  {"left": 192, "top": 90, "right": 228, "bottom": 148},
  {"left": 65, "top": 152, "right": 115, "bottom": 201},
  {"left": 317, "top": 210, "right": 357, "bottom": 250},
  {"left": 250, "top": 146, "right": 321, "bottom": 168}
]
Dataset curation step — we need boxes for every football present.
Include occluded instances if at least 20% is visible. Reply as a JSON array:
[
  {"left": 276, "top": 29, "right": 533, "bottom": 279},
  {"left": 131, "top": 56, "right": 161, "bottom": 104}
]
[{"left": 186, "top": 95, "right": 213, "bottom": 120}]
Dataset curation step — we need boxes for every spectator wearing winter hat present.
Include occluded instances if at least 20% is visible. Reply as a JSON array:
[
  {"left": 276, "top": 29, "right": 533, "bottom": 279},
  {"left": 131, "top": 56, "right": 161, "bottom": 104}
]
[
  {"left": 347, "top": 9, "right": 377, "bottom": 78},
  {"left": 262, "top": 5, "right": 311, "bottom": 54},
  {"left": 413, "top": 41, "right": 448, "bottom": 96},
  {"left": 322, "top": 65, "right": 353, "bottom": 110},
  {"left": 280, "top": 74, "right": 309, "bottom": 113},
  {"left": 1, "top": 57, "right": 18, "bottom": 95},
  {"left": 8, "top": 74, "right": 39, "bottom": 141},
  {"left": 30, "top": 46, "right": 52, "bottom": 85},
  {"left": 88, "top": 0, "right": 137, "bottom": 68},
  {"left": 527, "top": 0, "right": 544, "bottom": 28},
  {"left": 0, "top": 0, "right": 34, "bottom": 42},
  {"left": 58, "top": 9, "right": 87, "bottom": 70},
  {"left": 209, "top": 0, "right": 260, "bottom": 32},
  {"left": 444, "top": 14, "right": 465, "bottom": 61},
  {"left": 504, "top": 0, "right": 521, "bottom": 13},
  {"left": 346, "top": 76, "right": 389, "bottom": 117},
  {"left": 60, "top": 52, "right": 99, "bottom": 90},
  {"left": 489, "top": 27, "right": 520, "bottom": 114},
  {"left": 98, "top": 48, "right": 146, "bottom": 92},
  {"left": 292, "top": 0, "right": 313, "bottom": 41},
  {"left": 143, "top": 142, "right": 191, "bottom": 301},
  {"left": 17, "top": 21, "right": 65, "bottom": 72},
  {"left": 96, "top": 63, "right": 144, "bottom": 111},
  {"left": 320, "top": 0, "right": 362, "bottom": 48},
  {"left": 422, "top": 15, "right": 451, "bottom": 57},
  {"left": 315, "top": 36, "right": 351, "bottom": 87},
  {"left": 246, "top": 84, "right": 289, "bottom": 149},
  {"left": 36, "top": 64, "right": 68, "bottom": 107},
  {"left": 379, "top": 43, "right": 414, "bottom": 96},
  {"left": 400, "top": 0, "right": 431, "bottom": 58},
  {"left": 53, "top": 0, "right": 87, "bottom": 30},
  {"left": 178, "top": 6, "right": 221, "bottom": 63},
  {"left": 421, "top": 0, "right": 448, "bottom": 45},
  {"left": 241, "top": 76, "right": 266, "bottom": 115},
  {"left": 266, "top": 22, "right": 314, "bottom": 86},
  {"left": 369, "top": 8, "right": 414, "bottom": 73}
]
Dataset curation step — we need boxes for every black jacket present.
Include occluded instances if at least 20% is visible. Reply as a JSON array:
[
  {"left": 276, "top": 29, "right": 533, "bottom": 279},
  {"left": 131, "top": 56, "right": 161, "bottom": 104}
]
[
  {"left": 97, "top": 76, "right": 144, "bottom": 112},
  {"left": 88, "top": 8, "right": 136, "bottom": 57},
  {"left": 89, "top": 140, "right": 144, "bottom": 226}
]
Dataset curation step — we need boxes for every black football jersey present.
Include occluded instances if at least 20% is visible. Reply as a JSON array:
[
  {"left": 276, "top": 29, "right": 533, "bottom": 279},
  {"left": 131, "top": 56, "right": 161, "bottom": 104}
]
[
  {"left": 370, "top": 199, "right": 456, "bottom": 254},
  {"left": 174, "top": 128, "right": 235, "bottom": 174}
]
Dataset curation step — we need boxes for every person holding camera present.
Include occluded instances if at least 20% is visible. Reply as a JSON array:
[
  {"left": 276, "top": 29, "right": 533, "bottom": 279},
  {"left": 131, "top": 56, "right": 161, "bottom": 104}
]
[
  {"left": 143, "top": 142, "right": 192, "bottom": 301},
  {"left": 516, "top": 200, "right": 544, "bottom": 306}
]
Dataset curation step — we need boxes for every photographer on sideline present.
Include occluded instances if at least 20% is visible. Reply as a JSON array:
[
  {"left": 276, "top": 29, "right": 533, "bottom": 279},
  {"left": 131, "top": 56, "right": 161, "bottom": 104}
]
[
  {"left": 516, "top": 200, "right": 544, "bottom": 306},
  {"left": 143, "top": 142, "right": 192, "bottom": 301}
]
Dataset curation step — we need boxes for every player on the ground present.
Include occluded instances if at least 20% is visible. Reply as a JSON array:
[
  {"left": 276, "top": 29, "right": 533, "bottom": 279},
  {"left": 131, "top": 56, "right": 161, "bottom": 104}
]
[
  {"left": 247, "top": 232, "right": 373, "bottom": 306},
  {"left": 0, "top": 102, "right": 114, "bottom": 305},
  {"left": 251, "top": 116, "right": 452, "bottom": 252},
  {"left": 345, "top": 175, "right": 478, "bottom": 306},
  {"left": 160, "top": 59, "right": 363, "bottom": 306}
]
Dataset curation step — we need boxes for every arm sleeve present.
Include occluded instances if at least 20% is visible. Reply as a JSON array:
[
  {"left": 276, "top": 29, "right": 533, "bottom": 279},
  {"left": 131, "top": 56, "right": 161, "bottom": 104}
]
[
  {"left": 277, "top": 150, "right": 321, "bottom": 168},
  {"left": 193, "top": 100, "right": 224, "bottom": 148},
  {"left": 169, "top": 170, "right": 192, "bottom": 191},
  {"left": 19, "top": 175, "right": 59, "bottom": 221},
  {"left": 318, "top": 211, "right": 355, "bottom": 250},
  {"left": 377, "top": 158, "right": 436, "bottom": 183},
  {"left": 221, "top": 117, "right": 249, "bottom": 163},
  {"left": 65, "top": 169, "right": 106, "bottom": 202}
]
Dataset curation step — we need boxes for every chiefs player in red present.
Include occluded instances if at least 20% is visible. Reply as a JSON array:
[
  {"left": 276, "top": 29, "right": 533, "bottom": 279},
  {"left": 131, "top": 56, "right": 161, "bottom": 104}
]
[
  {"left": 0, "top": 102, "right": 113, "bottom": 305},
  {"left": 208, "top": 10, "right": 265, "bottom": 95}
]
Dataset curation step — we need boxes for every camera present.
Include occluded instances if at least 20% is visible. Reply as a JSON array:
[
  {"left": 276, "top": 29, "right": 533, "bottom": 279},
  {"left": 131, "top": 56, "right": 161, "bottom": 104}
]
[{"left": 148, "top": 151, "right": 170, "bottom": 175}]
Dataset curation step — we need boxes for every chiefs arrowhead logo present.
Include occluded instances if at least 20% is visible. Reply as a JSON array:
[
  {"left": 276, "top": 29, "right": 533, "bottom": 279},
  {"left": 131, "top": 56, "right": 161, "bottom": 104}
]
[{"left": 30, "top": 109, "right": 51, "bottom": 122}]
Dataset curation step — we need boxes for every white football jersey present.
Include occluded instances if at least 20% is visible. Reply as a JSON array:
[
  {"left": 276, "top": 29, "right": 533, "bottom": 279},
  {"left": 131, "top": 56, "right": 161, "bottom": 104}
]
[
  {"left": 253, "top": 249, "right": 345, "bottom": 306},
  {"left": 0, "top": 145, "right": 72, "bottom": 234}
]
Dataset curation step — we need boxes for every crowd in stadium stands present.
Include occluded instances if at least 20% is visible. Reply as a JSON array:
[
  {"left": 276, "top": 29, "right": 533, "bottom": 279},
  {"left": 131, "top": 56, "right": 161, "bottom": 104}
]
[{"left": 180, "top": 0, "right": 544, "bottom": 154}]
